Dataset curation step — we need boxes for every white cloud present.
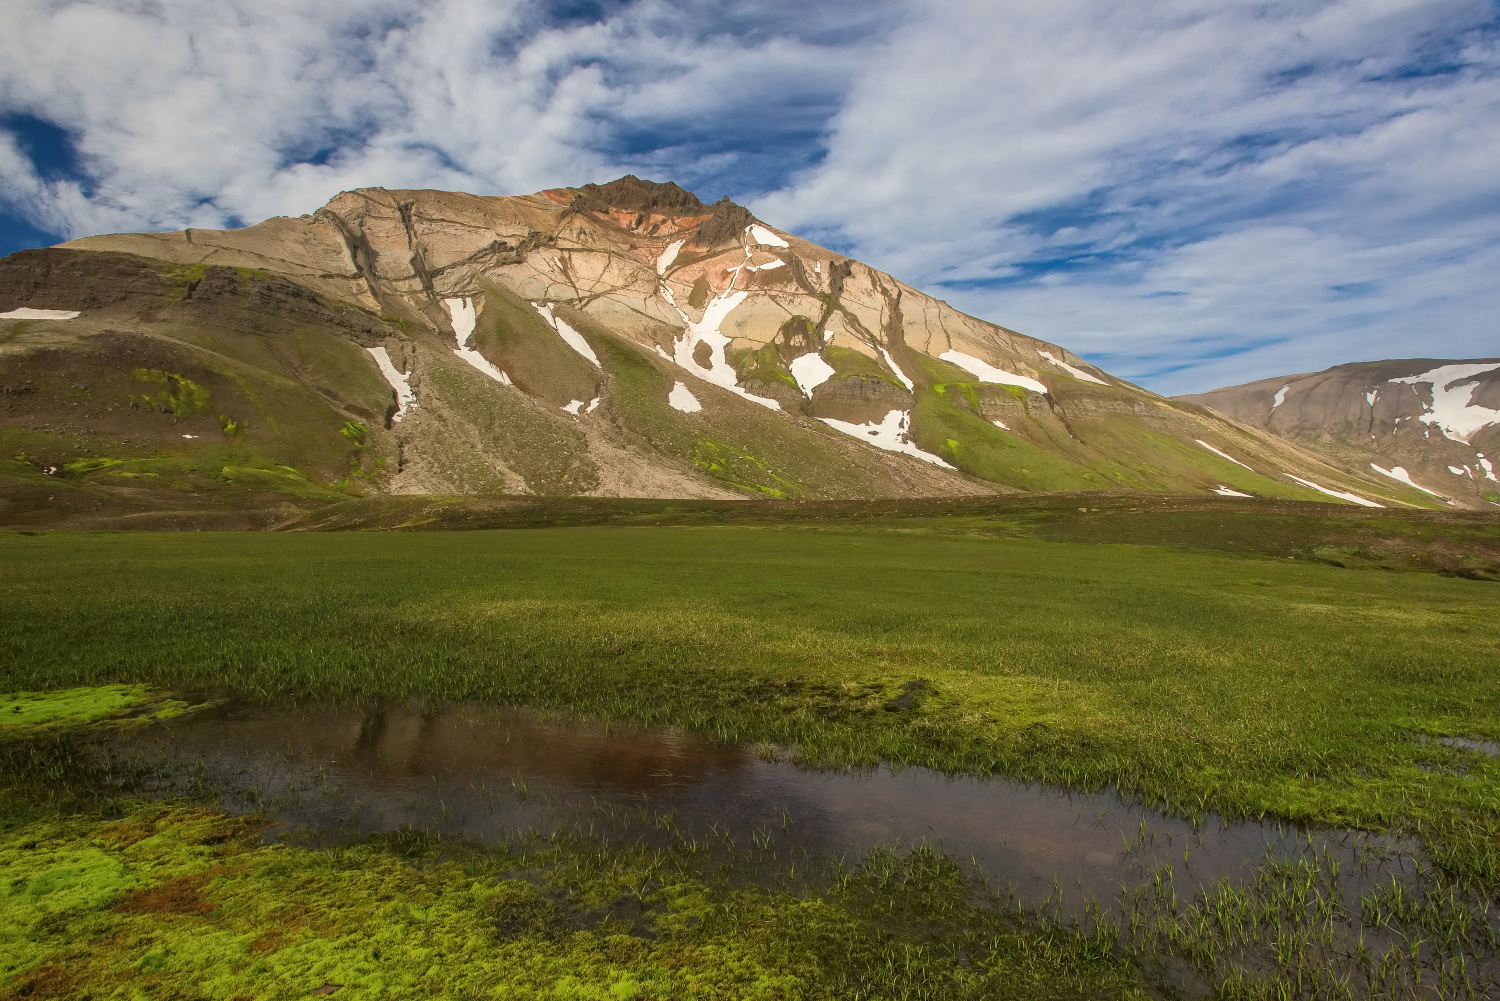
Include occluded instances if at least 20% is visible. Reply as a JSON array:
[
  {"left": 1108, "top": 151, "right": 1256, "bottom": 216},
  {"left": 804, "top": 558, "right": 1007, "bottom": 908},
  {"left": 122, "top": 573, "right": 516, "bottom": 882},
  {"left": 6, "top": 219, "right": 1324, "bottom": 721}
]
[
  {"left": 757, "top": 0, "right": 1500, "bottom": 393},
  {"left": 0, "top": 0, "right": 878, "bottom": 235},
  {"left": 1, "top": 0, "right": 1495, "bottom": 395}
]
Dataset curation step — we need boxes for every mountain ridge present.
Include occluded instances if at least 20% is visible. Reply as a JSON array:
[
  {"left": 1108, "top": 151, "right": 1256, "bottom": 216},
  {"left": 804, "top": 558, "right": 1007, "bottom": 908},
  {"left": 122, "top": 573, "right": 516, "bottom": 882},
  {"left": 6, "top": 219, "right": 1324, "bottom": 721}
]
[
  {"left": 0, "top": 176, "right": 1467, "bottom": 525},
  {"left": 1179, "top": 359, "right": 1500, "bottom": 509}
]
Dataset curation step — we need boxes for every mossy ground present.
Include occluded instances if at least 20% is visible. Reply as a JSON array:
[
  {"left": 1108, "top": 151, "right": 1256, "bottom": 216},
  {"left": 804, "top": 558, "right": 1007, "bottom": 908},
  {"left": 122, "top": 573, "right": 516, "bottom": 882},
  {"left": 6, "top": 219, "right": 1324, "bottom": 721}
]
[
  {"left": 0, "top": 801, "right": 1148, "bottom": 1000},
  {"left": 0, "top": 685, "right": 148, "bottom": 730}
]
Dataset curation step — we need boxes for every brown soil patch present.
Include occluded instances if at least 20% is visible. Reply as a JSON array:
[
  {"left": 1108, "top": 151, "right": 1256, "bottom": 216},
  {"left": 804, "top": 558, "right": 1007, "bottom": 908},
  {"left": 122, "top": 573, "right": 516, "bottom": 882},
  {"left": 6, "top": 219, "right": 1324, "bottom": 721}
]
[
  {"left": 249, "top": 928, "right": 295, "bottom": 955},
  {"left": 114, "top": 873, "right": 215, "bottom": 916},
  {"left": 0, "top": 964, "right": 79, "bottom": 1000}
]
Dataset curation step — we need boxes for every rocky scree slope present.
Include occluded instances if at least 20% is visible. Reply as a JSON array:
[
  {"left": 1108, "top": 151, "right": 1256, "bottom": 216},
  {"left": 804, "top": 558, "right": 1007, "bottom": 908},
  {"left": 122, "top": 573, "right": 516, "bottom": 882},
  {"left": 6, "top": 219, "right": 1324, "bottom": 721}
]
[
  {"left": 0, "top": 176, "right": 1441, "bottom": 525},
  {"left": 1180, "top": 360, "right": 1500, "bottom": 510}
]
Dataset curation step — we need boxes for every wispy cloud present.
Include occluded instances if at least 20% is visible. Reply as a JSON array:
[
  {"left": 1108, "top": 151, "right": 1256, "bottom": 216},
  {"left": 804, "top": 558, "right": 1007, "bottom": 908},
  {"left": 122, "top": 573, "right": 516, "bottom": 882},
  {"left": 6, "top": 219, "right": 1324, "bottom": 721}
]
[
  {"left": 1, "top": 0, "right": 1495, "bottom": 393},
  {"left": 0, "top": 0, "right": 889, "bottom": 235},
  {"left": 758, "top": 0, "right": 1500, "bottom": 392}
]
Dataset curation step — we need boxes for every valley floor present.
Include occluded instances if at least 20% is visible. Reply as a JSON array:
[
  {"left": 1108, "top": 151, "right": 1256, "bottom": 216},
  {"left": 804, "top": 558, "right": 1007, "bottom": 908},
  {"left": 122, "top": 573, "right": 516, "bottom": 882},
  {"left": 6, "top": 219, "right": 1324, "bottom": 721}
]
[{"left": 2, "top": 506, "right": 1498, "bottom": 998}]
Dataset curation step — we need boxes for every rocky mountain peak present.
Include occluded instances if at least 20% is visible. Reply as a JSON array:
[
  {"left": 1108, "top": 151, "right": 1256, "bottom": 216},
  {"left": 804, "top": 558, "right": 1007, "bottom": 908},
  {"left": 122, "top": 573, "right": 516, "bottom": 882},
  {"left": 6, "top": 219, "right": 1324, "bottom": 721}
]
[{"left": 568, "top": 175, "right": 708, "bottom": 217}]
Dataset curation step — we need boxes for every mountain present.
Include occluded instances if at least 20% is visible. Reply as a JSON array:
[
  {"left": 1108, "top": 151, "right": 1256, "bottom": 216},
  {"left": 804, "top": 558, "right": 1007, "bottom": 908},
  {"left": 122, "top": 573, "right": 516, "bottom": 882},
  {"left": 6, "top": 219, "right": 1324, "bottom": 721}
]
[
  {"left": 0, "top": 176, "right": 1453, "bottom": 526},
  {"left": 1179, "top": 361, "right": 1500, "bottom": 509}
]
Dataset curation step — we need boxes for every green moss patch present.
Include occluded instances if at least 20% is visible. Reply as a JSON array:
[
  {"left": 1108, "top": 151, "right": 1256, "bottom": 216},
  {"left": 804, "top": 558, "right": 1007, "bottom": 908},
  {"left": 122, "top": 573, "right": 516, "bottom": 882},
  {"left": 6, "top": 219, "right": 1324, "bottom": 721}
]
[
  {"left": 0, "top": 806, "right": 1149, "bottom": 1000},
  {"left": 0, "top": 685, "right": 167, "bottom": 733}
]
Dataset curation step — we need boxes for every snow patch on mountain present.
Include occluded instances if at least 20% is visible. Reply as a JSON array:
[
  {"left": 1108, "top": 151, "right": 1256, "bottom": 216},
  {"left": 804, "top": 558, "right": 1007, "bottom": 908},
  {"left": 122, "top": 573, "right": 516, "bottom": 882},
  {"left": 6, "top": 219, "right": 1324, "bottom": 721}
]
[
  {"left": 1370, "top": 463, "right": 1447, "bottom": 501},
  {"left": 563, "top": 400, "right": 585, "bottom": 416},
  {"left": 1213, "top": 486, "right": 1253, "bottom": 497},
  {"left": 790, "top": 353, "right": 836, "bottom": 397},
  {"left": 747, "top": 225, "right": 789, "bottom": 249},
  {"left": 668, "top": 382, "right": 702, "bottom": 413},
  {"left": 1039, "top": 350, "right": 1106, "bottom": 385},
  {"left": 1272, "top": 385, "right": 1289, "bottom": 409},
  {"left": 992, "top": 420, "right": 1009, "bottom": 430},
  {"left": 1365, "top": 389, "right": 1377, "bottom": 407},
  {"left": 1196, "top": 439, "right": 1253, "bottom": 471},
  {"left": 587, "top": 397, "right": 601, "bottom": 413},
  {"left": 1389, "top": 363, "right": 1500, "bottom": 443},
  {"left": 533, "top": 302, "right": 601, "bottom": 368},
  {"left": 878, "top": 347, "right": 914, "bottom": 391},
  {"left": 753, "top": 258, "right": 785, "bottom": 270},
  {"left": 820, "top": 409, "right": 954, "bottom": 468},
  {"left": 1449, "top": 465, "right": 1469, "bottom": 476},
  {"left": 1287, "top": 474, "right": 1382, "bottom": 507},
  {"left": 656, "top": 240, "right": 684, "bottom": 275},
  {"left": 367, "top": 347, "right": 417, "bottom": 421},
  {"left": 445, "top": 297, "right": 476, "bottom": 343},
  {"left": 445, "top": 297, "right": 514, "bottom": 387},
  {"left": 1478, "top": 455, "right": 1496, "bottom": 481},
  {"left": 0, "top": 307, "right": 80, "bottom": 320},
  {"left": 939, "top": 350, "right": 1048, "bottom": 394},
  {"left": 658, "top": 251, "right": 779, "bottom": 410}
]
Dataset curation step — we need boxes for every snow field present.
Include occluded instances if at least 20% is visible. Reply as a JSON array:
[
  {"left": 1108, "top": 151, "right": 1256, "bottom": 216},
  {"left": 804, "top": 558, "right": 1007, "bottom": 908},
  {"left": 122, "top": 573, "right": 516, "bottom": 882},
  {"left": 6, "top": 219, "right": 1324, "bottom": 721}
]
[
  {"left": 561, "top": 396, "right": 602, "bottom": 416},
  {"left": 877, "top": 347, "right": 914, "bottom": 391},
  {"left": 938, "top": 350, "right": 1048, "bottom": 395},
  {"left": 656, "top": 240, "right": 684, "bottom": 275},
  {"left": 668, "top": 382, "right": 702, "bottom": 413},
  {"left": 444, "top": 297, "right": 514, "bottom": 387},
  {"left": 819, "top": 409, "right": 955, "bottom": 469},
  {"left": 1370, "top": 463, "right": 1447, "bottom": 501},
  {"left": 1286, "top": 474, "right": 1382, "bottom": 507},
  {"left": 533, "top": 303, "right": 601, "bottom": 368},
  {"left": 1038, "top": 350, "right": 1106, "bottom": 385},
  {"left": 367, "top": 347, "right": 417, "bottom": 421},
  {"left": 657, "top": 248, "right": 779, "bottom": 410},
  {"left": 747, "top": 225, "right": 789, "bottom": 248},
  {"left": 1390, "top": 363, "right": 1500, "bottom": 443},
  {"left": 789, "top": 353, "right": 836, "bottom": 397},
  {"left": 1195, "top": 439, "right": 1253, "bottom": 471},
  {"left": 0, "top": 307, "right": 80, "bottom": 320}
]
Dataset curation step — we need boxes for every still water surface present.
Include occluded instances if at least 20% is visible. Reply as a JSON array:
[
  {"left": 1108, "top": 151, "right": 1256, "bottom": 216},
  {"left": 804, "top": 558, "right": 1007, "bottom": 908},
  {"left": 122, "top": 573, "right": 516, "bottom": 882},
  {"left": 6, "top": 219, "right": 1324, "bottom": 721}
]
[{"left": 119, "top": 700, "right": 1417, "bottom": 916}]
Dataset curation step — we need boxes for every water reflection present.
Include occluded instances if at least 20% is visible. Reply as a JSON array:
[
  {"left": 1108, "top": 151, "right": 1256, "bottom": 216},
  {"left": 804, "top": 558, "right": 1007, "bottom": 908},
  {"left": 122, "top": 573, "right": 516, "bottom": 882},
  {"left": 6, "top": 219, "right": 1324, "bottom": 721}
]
[{"left": 119, "top": 700, "right": 1417, "bottom": 916}]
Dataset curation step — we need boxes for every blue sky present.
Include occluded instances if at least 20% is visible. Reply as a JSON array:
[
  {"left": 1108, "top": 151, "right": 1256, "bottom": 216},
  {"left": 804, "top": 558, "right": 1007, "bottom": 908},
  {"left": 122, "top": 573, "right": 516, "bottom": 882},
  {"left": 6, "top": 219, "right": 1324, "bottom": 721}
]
[{"left": 2, "top": 0, "right": 1496, "bottom": 394}]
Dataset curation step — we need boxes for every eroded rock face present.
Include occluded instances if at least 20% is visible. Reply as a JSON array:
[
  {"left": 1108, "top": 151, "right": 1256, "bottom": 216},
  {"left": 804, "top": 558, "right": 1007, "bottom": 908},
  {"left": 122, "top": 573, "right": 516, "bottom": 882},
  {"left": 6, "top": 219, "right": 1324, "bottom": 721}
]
[
  {"left": 1179, "top": 360, "right": 1500, "bottom": 507},
  {"left": 0, "top": 176, "right": 1451, "bottom": 515},
  {"left": 809, "top": 376, "right": 915, "bottom": 425}
]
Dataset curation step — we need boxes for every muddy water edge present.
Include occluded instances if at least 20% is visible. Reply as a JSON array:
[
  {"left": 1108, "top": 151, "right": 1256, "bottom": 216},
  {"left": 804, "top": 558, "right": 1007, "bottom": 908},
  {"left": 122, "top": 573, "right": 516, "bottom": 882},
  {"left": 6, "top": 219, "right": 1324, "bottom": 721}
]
[{"left": 92, "top": 698, "right": 1500, "bottom": 997}]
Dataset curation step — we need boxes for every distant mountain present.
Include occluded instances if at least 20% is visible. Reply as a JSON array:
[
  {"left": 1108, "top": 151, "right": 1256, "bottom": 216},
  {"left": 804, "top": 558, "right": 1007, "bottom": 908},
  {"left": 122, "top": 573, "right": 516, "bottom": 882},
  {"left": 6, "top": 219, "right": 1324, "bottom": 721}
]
[
  {"left": 0, "top": 176, "right": 1447, "bottom": 526},
  {"left": 1178, "top": 360, "right": 1500, "bottom": 509}
]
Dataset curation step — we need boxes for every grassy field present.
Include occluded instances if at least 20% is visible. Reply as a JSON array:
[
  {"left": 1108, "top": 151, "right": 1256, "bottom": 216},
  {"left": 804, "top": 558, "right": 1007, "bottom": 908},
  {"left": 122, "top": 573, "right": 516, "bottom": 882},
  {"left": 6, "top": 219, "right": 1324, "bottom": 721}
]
[
  {"left": 2, "top": 507, "right": 1498, "bottom": 997},
  {"left": 3, "top": 516, "right": 1498, "bottom": 833}
]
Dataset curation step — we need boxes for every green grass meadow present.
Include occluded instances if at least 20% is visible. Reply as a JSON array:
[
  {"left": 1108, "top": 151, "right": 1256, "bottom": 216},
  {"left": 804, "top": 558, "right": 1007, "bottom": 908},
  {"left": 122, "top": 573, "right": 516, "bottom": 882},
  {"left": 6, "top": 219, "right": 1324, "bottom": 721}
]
[
  {"left": 2, "top": 514, "right": 1498, "bottom": 998},
  {"left": 3, "top": 521, "right": 1497, "bottom": 837}
]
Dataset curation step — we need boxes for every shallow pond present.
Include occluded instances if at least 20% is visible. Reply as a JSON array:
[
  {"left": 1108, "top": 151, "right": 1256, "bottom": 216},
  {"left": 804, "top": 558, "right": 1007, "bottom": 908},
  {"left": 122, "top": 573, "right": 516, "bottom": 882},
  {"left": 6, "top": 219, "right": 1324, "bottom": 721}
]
[{"left": 118, "top": 700, "right": 1418, "bottom": 917}]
